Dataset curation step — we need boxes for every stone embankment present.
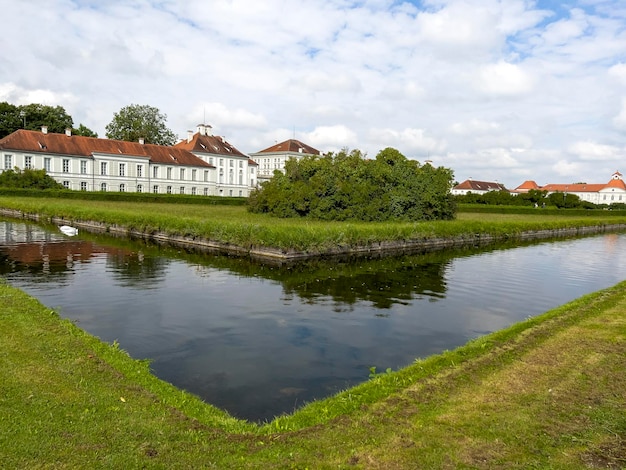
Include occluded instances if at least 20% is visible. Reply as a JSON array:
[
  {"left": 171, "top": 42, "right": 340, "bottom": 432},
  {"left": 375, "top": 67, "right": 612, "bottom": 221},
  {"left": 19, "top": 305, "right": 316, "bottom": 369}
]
[{"left": 2, "top": 208, "right": 626, "bottom": 263}]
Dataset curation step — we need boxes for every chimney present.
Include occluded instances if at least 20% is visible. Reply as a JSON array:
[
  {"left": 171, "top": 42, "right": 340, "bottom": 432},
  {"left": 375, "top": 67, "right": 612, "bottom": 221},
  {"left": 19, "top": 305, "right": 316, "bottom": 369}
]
[
  {"left": 139, "top": 137, "right": 145, "bottom": 145},
  {"left": 197, "top": 123, "right": 212, "bottom": 136},
  {"left": 41, "top": 126, "right": 48, "bottom": 134},
  {"left": 65, "top": 128, "right": 71, "bottom": 137},
  {"left": 187, "top": 130, "right": 193, "bottom": 143}
]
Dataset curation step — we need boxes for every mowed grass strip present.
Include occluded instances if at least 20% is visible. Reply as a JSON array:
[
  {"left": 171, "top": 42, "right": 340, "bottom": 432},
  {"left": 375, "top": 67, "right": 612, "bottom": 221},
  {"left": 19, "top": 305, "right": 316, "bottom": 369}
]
[
  {"left": 2, "top": 196, "right": 626, "bottom": 253},
  {"left": 1, "top": 277, "right": 625, "bottom": 468}
]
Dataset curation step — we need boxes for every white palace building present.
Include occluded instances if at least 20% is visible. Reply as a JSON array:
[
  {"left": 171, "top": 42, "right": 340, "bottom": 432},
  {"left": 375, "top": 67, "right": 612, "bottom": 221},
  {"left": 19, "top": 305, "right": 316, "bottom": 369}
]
[
  {"left": 512, "top": 171, "right": 626, "bottom": 205},
  {"left": 0, "top": 124, "right": 258, "bottom": 197}
]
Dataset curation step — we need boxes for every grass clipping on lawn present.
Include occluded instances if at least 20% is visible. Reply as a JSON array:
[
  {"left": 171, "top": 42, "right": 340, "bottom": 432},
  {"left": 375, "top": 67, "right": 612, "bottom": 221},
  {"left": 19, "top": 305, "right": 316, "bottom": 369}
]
[{"left": 0, "top": 279, "right": 624, "bottom": 469}]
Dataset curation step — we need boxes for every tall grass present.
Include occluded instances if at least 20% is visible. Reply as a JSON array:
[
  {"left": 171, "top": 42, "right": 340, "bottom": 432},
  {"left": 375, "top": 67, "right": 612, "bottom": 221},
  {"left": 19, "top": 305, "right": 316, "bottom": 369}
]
[{"left": 2, "top": 196, "right": 626, "bottom": 253}]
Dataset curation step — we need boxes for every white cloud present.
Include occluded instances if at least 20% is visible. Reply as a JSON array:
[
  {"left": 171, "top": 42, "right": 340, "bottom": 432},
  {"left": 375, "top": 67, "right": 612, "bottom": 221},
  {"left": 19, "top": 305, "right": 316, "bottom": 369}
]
[
  {"left": 450, "top": 119, "right": 501, "bottom": 135},
  {"left": 540, "top": 8, "right": 589, "bottom": 46},
  {"left": 612, "top": 98, "right": 626, "bottom": 131},
  {"left": 192, "top": 102, "right": 267, "bottom": 130},
  {"left": 290, "top": 72, "right": 362, "bottom": 93},
  {"left": 568, "top": 140, "right": 624, "bottom": 160},
  {"left": 608, "top": 63, "right": 626, "bottom": 84},
  {"left": 552, "top": 159, "right": 585, "bottom": 178},
  {"left": 0, "top": 83, "right": 76, "bottom": 108},
  {"left": 303, "top": 125, "right": 359, "bottom": 150},
  {"left": 476, "top": 61, "right": 534, "bottom": 96},
  {"left": 368, "top": 127, "right": 446, "bottom": 155}
]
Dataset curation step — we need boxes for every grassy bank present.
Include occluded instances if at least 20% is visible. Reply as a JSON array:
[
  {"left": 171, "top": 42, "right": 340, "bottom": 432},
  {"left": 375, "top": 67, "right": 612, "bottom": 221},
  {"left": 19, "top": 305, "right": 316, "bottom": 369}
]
[
  {"left": 1, "top": 278, "right": 625, "bottom": 468},
  {"left": 2, "top": 196, "right": 626, "bottom": 254}
]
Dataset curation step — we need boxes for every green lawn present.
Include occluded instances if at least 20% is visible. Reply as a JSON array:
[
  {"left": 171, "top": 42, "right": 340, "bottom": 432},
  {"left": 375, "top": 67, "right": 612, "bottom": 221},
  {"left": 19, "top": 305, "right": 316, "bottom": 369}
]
[
  {"left": 1, "top": 196, "right": 626, "bottom": 254},
  {"left": 1, "top": 279, "right": 624, "bottom": 468}
]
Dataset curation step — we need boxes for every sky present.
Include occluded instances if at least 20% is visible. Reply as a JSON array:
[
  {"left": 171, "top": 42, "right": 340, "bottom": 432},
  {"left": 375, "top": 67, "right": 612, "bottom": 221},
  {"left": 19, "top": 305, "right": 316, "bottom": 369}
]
[{"left": 2, "top": 0, "right": 626, "bottom": 189}]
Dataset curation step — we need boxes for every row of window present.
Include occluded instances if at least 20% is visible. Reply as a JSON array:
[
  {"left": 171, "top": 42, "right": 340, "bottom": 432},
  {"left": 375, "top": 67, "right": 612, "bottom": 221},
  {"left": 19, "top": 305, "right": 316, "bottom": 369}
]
[
  {"left": 61, "top": 181, "right": 245, "bottom": 197},
  {"left": 4, "top": 154, "right": 257, "bottom": 189},
  {"left": 207, "top": 157, "right": 245, "bottom": 168},
  {"left": 63, "top": 181, "right": 213, "bottom": 195}
]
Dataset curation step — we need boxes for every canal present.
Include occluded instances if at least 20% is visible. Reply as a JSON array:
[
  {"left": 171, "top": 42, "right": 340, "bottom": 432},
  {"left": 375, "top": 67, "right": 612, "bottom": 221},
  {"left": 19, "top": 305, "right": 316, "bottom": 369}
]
[{"left": 1, "top": 217, "right": 625, "bottom": 422}]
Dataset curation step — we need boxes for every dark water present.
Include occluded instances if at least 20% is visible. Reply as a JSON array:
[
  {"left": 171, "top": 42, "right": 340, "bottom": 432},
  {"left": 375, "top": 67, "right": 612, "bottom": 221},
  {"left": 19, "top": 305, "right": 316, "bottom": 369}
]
[{"left": 2, "top": 217, "right": 626, "bottom": 422}]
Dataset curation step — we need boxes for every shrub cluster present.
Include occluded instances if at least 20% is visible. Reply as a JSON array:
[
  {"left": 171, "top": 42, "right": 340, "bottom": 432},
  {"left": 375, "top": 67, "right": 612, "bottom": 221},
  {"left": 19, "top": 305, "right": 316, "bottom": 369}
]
[
  {"left": 0, "top": 168, "right": 64, "bottom": 190},
  {"left": 248, "top": 148, "right": 456, "bottom": 221}
]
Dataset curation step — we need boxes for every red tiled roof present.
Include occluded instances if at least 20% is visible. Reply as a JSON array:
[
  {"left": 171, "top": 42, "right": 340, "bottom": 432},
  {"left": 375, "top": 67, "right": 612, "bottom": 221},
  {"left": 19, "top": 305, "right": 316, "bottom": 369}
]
[
  {"left": 604, "top": 177, "right": 626, "bottom": 190},
  {"left": 514, "top": 180, "right": 540, "bottom": 191},
  {"left": 0, "top": 130, "right": 211, "bottom": 167},
  {"left": 256, "top": 139, "right": 320, "bottom": 155},
  {"left": 174, "top": 132, "right": 246, "bottom": 157},
  {"left": 540, "top": 183, "right": 605, "bottom": 193},
  {"left": 454, "top": 180, "right": 507, "bottom": 191}
]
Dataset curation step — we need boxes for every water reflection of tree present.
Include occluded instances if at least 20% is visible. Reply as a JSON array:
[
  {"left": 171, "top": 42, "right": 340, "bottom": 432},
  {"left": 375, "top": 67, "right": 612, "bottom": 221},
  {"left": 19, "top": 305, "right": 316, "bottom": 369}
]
[
  {"left": 174, "top": 249, "right": 453, "bottom": 309},
  {"left": 181, "top": 240, "right": 540, "bottom": 309},
  {"left": 278, "top": 256, "right": 450, "bottom": 309},
  {"left": 154, "top": 243, "right": 535, "bottom": 309}
]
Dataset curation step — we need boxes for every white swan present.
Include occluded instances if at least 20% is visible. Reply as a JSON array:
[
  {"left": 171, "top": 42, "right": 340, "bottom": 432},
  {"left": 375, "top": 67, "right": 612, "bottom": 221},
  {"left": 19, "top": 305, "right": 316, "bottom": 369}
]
[{"left": 59, "top": 225, "right": 79, "bottom": 236}]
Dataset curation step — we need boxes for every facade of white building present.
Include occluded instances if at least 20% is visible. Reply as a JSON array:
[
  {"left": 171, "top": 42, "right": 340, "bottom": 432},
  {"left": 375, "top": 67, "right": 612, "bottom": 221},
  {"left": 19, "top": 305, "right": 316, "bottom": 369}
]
[
  {"left": 0, "top": 127, "right": 234, "bottom": 196},
  {"left": 249, "top": 139, "right": 320, "bottom": 184}
]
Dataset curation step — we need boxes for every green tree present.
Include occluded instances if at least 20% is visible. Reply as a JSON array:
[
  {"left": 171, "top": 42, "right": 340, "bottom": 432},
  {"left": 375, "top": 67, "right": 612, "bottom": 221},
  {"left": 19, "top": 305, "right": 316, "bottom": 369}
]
[
  {"left": 0, "top": 102, "right": 21, "bottom": 138},
  {"left": 248, "top": 148, "right": 456, "bottom": 222},
  {"left": 519, "top": 189, "right": 548, "bottom": 205},
  {"left": 548, "top": 191, "right": 581, "bottom": 209},
  {"left": 17, "top": 103, "right": 74, "bottom": 134},
  {"left": 0, "top": 102, "right": 96, "bottom": 138},
  {"left": 72, "top": 123, "right": 98, "bottom": 137},
  {"left": 105, "top": 104, "right": 176, "bottom": 145}
]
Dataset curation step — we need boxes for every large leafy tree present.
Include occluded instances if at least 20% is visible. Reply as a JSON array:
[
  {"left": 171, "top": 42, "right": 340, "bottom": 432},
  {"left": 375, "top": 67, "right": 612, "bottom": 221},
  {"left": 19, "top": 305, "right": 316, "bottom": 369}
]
[
  {"left": 248, "top": 147, "right": 456, "bottom": 221},
  {"left": 0, "top": 102, "right": 21, "bottom": 138},
  {"left": 105, "top": 104, "right": 176, "bottom": 145},
  {"left": 0, "top": 101, "right": 97, "bottom": 138},
  {"left": 18, "top": 103, "right": 73, "bottom": 134}
]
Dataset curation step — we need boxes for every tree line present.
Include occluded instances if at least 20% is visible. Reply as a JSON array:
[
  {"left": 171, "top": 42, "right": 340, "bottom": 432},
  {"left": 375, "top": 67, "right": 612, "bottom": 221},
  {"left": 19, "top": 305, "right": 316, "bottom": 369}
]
[
  {"left": 0, "top": 102, "right": 175, "bottom": 145},
  {"left": 453, "top": 188, "right": 620, "bottom": 209}
]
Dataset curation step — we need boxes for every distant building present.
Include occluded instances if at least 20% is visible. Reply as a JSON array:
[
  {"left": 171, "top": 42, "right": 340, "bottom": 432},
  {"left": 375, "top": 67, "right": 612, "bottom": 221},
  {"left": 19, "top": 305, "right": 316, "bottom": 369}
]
[
  {"left": 451, "top": 179, "right": 507, "bottom": 196},
  {"left": 512, "top": 171, "right": 626, "bottom": 205},
  {"left": 249, "top": 139, "right": 320, "bottom": 184},
  {"left": 174, "top": 124, "right": 256, "bottom": 197}
]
